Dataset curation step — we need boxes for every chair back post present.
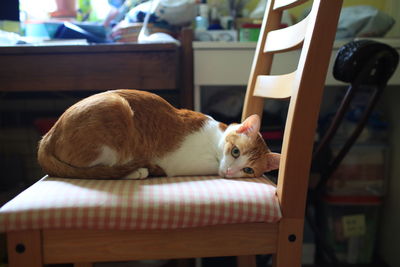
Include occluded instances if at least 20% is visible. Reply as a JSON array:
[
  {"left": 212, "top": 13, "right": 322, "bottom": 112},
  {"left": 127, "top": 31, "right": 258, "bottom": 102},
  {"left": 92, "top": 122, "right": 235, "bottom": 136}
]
[
  {"left": 242, "top": 1, "right": 342, "bottom": 265},
  {"left": 276, "top": 0, "right": 342, "bottom": 219},
  {"left": 242, "top": 0, "right": 282, "bottom": 120},
  {"left": 274, "top": 1, "right": 342, "bottom": 266}
]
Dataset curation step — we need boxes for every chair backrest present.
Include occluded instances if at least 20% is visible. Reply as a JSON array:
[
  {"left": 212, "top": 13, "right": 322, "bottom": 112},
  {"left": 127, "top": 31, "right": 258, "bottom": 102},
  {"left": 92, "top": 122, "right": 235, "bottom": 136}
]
[{"left": 242, "top": 0, "right": 343, "bottom": 219}]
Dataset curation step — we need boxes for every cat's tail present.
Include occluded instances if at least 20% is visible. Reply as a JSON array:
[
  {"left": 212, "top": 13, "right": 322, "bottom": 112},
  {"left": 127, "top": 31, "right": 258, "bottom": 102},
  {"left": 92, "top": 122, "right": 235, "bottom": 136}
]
[{"left": 38, "top": 138, "right": 136, "bottom": 179}]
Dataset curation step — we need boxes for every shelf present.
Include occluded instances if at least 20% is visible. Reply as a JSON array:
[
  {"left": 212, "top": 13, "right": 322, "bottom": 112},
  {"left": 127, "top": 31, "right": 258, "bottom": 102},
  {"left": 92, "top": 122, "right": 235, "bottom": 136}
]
[{"left": 193, "top": 38, "right": 400, "bottom": 50}]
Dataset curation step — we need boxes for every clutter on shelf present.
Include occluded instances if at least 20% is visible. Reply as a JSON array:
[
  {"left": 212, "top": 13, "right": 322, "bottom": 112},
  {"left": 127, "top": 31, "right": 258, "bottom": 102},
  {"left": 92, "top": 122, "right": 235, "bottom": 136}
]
[
  {"left": 0, "top": 0, "right": 397, "bottom": 45},
  {"left": 2, "top": 0, "right": 196, "bottom": 45}
]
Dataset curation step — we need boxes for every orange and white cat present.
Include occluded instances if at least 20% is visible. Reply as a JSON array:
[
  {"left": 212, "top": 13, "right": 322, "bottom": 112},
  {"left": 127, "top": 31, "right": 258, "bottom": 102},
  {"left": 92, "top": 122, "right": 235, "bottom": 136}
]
[{"left": 38, "top": 89, "right": 280, "bottom": 179}]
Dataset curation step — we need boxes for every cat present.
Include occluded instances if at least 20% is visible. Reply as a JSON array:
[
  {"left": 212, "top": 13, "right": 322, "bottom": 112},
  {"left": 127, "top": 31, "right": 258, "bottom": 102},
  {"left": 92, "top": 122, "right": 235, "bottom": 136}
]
[{"left": 38, "top": 89, "right": 280, "bottom": 179}]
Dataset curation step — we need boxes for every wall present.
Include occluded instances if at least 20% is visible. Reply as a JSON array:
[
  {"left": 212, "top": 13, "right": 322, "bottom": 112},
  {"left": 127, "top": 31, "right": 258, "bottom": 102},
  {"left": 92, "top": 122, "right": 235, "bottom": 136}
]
[{"left": 386, "top": 0, "right": 400, "bottom": 37}]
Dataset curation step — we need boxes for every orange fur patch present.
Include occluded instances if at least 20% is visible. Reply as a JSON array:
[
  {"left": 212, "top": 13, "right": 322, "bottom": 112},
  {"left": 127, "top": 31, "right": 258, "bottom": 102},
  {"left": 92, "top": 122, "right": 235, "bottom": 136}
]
[{"left": 38, "top": 90, "right": 208, "bottom": 178}]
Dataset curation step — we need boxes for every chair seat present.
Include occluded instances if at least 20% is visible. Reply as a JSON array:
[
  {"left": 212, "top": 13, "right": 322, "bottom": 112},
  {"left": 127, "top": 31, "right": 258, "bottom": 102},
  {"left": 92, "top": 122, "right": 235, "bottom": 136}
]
[{"left": 0, "top": 176, "right": 281, "bottom": 232}]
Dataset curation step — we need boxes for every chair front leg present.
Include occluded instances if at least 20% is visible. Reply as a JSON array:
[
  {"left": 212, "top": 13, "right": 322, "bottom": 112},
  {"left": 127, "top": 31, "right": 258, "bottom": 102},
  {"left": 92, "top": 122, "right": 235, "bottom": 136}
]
[
  {"left": 272, "top": 218, "right": 304, "bottom": 267},
  {"left": 237, "top": 255, "right": 257, "bottom": 267},
  {"left": 74, "top": 263, "right": 94, "bottom": 267},
  {"left": 7, "top": 230, "right": 43, "bottom": 267}
]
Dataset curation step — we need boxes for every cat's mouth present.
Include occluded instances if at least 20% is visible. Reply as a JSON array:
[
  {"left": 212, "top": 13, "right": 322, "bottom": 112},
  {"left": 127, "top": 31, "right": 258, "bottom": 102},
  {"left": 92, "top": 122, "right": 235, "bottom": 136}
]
[
  {"left": 219, "top": 167, "right": 236, "bottom": 178},
  {"left": 219, "top": 170, "right": 227, "bottom": 178}
]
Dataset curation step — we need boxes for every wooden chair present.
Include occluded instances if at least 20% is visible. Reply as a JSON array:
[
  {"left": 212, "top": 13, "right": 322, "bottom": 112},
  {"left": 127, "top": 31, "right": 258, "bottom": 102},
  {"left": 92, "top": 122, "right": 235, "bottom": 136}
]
[{"left": 0, "top": 0, "right": 342, "bottom": 266}]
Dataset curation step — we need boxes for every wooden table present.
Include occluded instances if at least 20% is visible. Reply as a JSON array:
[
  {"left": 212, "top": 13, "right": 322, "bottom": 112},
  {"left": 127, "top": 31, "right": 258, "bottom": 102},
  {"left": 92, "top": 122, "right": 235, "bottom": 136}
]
[{"left": 0, "top": 29, "right": 194, "bottom": 109}]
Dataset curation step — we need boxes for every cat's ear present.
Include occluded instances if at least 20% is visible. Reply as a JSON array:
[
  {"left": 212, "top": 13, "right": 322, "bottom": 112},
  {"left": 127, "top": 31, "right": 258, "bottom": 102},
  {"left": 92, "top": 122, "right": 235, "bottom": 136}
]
[
  {"left": 236, "top": 114, "right": 261, "bottom": 138},
  {"left": 265, "top": 152, "right": 280, "bottom": 172}
]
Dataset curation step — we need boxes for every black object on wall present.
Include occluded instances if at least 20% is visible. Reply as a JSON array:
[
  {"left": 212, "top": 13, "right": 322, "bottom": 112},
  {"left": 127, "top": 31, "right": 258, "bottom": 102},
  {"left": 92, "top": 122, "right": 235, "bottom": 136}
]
[{"left": 0, "top": 0, "right": 19, "bottom": 21}]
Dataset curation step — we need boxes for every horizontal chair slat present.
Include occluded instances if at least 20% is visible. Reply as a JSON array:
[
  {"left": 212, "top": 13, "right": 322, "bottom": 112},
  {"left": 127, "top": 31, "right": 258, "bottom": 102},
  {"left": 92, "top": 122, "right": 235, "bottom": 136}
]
[
  {"left": 273, "top": 0, "right": 309, "bottom": 11},
  {"left": 43, "top": 223, "right": 279, "bottom": 264},
  {"left": 254, "top": 71, "right": 296, "bottom": 99},
  {"left": 264, "top": 15, "right": 309, "bottom": 53}
]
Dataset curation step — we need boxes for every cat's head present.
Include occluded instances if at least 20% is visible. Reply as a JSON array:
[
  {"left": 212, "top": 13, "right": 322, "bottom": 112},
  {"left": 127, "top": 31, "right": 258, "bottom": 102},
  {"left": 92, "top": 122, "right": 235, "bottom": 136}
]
[{"left": 219, "top": 114, "right": 280, "bottom": 178}]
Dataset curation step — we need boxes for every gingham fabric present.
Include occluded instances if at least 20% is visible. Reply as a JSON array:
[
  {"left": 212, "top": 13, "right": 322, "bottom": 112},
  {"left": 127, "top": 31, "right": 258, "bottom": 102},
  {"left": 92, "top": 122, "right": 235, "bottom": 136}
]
[{"left": 0, "top": 176, "right": 281, "bottom": 232}]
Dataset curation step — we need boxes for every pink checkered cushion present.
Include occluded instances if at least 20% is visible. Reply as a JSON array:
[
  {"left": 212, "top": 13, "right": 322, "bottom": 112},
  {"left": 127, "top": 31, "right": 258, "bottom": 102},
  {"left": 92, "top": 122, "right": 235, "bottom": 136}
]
[{"left": 0, "top": 176, "right": 281, "bottom": 232}]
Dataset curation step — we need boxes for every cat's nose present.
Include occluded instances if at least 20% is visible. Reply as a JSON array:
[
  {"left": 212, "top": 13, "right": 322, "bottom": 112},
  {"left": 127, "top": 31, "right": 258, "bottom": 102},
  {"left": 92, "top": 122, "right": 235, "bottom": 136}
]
[{"left": 226, "top": 168, "right": 234, "bottom": 176}]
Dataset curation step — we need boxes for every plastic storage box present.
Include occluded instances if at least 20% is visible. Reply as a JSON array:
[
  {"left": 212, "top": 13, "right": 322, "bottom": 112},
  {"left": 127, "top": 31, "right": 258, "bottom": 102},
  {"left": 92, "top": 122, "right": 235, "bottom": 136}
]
[
  {"left": 327, "top": 144, "right": 388, "bottom": 196},
  {"left": 321, "top": 196, "right": 381, "bottom": 264}
]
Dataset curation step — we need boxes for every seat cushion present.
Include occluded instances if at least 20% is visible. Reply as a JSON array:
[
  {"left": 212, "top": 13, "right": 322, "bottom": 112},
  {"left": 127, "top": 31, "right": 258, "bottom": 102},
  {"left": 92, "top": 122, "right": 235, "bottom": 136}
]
[{"left": 0, "top": 176, "right": 281, "bottom": 232}]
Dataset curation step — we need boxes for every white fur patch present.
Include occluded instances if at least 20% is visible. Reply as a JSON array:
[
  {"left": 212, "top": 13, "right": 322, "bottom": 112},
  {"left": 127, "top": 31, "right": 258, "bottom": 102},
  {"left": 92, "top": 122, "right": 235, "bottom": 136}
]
[
  {"left": 219, "top": 153, "right": 251, "bottom": 178},
  {"left": 124, "top": 168, "right": 149, "bottom": 179},
  {"left": 154, "top": 119, "right": 224, "bottom": 176},
  {"left": 89, "top": 145, "right": 118, "bottom": 167}
]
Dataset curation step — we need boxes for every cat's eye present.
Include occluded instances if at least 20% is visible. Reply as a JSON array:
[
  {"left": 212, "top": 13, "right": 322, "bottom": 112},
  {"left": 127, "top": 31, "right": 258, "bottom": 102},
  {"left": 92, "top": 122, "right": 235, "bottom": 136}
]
[
  {"left": 231, "top": 146, "right": 240, "bottom": 158},
  {"left": 243, "top": 167, "right": 254, "bottom": 174}
]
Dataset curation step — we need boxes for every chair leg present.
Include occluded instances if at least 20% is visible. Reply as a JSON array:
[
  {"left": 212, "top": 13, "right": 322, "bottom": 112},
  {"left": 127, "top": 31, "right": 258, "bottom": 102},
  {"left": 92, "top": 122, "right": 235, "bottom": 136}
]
[
  {"left": 7, "top": 230, "right": 43, "bottom": 267},
  {"left": 272, "top": 219, "right": 303, "bottom": 267},
  {"left": 74, "top": 263, "right": 94, "bottom": 267},
  {"left": 237, "top": 255, "right": 257, "bottom": 267},
  {"left": 272, "top": 251, "right": 301, "bottom": 267}
]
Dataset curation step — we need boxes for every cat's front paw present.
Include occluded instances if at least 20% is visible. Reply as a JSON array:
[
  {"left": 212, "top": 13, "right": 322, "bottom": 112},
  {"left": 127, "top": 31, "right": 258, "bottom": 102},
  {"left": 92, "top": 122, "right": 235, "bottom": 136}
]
[{"left": 124, "top": 168, "right": 149, "bottom": 180}]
